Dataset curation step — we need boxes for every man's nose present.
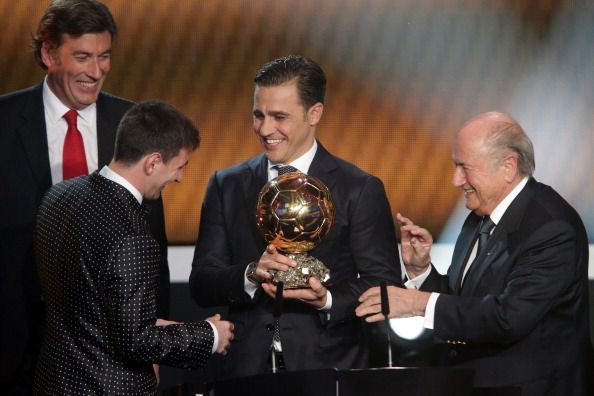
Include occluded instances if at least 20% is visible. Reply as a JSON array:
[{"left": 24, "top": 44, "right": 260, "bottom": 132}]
[
  {"left": 257, "top": 117, "right": 276, "bottom": 136},
  {"left": 452, "top": 166, "right": 465, "bottom": 187},
  {"left": 87, "top": 58, "right": 108, "bottom": 78}
]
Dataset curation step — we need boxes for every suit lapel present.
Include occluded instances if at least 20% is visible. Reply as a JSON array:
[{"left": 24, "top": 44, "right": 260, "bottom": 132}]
[
  {"left": 16, "top": 83, "right": 52, "bottom": 190},
  {"left": 244, "top": 153, "right": 268, "bottom": 201},
  {"left": 96, "top": 93, "right": 119, "bottom": 168},
  {"left": 306, "top": 141, "right": 338, "bottom": 191},
  {"left": 449, "top": 213, "right": 481, "bottom": 293},
  {"left": 502, "top": 178, "right": 538, "bottom": 255},
  {"left": 245, "top": 154, "right": 270, "bottom": 249},
  {"left": 461, "top": 227, "right": 507, "bottom": 296},
  {"left": 300, "top": 142, "right": 338, "bottom": 266}
]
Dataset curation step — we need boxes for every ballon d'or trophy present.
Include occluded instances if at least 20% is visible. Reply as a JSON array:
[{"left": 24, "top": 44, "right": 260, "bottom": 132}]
[{"left": 255, "top": 172, "right": 334, "bottom": 289}]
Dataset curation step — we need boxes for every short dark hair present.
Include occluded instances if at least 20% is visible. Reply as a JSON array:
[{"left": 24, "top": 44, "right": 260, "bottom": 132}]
[
  {"left": 114, "top": 101, "right": 200, "bottom": 165},
  {"left": 254, "top": 54, "right": 326, "bottom": 110},
  {"left": 32, "top": 0, "right": 117, "bottom": 69}
]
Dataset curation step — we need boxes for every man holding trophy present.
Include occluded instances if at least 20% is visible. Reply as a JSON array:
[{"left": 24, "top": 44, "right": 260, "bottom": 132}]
[{"left": 190, "top": 55, "right": 401, "bottom": 378}]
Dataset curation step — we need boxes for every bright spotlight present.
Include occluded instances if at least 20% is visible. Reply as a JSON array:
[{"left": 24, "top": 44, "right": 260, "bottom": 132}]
[{"left": 389, "top": 316, "right": 425, "bottom": 340}]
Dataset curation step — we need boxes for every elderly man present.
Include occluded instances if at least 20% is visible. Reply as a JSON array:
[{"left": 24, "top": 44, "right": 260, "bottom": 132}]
[{"left": 357, "top": 112, "right": 593, "bottom": 395}]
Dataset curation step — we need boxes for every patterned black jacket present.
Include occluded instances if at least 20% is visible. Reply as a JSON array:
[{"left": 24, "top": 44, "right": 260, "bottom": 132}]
[{"left": 34, "top": 172, "right": 213, "bottom": 395}]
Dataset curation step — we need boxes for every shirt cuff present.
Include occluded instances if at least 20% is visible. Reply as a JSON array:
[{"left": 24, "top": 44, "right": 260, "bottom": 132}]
[
  {"left": 205, "top": 319, "right": 219, "bottom": 354},
  {"left": 318, "top": 289, "right": 332, "bottom": 311},
  {"left": 244, "top": 265, "right": 259, "bottom": 298},
  {"left": 423, "top": 292, "right": 439, "bottom": 330},
  {"left": 404, "top": 265, "right": 432, "bottom": 289}
]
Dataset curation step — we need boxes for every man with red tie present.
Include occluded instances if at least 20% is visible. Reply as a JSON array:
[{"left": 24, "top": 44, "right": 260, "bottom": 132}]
[{"left": 0, "top": 1, "right": 170, "bottom": 393}]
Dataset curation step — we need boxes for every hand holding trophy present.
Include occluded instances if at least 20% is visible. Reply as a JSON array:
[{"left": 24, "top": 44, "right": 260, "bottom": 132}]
[{"left": 255, "top": 171, "right": 335, "bottom": 289}]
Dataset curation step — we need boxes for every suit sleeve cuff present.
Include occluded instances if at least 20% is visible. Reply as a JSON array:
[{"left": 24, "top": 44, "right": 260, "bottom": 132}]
[{"left": 205, "top": 319, "right": 219, "bottom": 354}]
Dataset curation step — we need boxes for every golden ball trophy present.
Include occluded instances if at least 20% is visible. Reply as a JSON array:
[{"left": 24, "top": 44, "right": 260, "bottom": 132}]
[{"left": 255, "top": 171, "right": 335, "bottom": 289}]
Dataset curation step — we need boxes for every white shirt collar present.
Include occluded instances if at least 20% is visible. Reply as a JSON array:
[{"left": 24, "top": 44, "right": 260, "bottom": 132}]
[
  {"left": 99, "top": 165, "right": 143, "bottom": 204},
  {"left": 267, "top": 140, "right": 318, "bottom": 179},
  {"left": 489, "top": 177, "right": 529, "bottom": 225},
  {"left": 42, "top": 76, "right": 96, "bottom": 123}
]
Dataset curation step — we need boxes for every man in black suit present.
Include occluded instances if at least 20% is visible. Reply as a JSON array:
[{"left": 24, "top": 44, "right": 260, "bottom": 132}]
[
  {"left": 34, "top": 100, "right": 234, "bottom": 395},
  {"left": 0, "top": 1, "right": 169, "bottom": 393},
  {"left": 189, "top": 55, "right": 401, "bottom": 378},
  {"left": 357, "top": 112, "right": 594, "bottom": 395}
]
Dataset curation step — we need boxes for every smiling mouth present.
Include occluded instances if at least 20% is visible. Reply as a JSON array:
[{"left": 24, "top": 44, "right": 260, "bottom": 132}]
[
  {"left": 463, "top": 187, "right": 475, "bottom": 195},
  {"left": 263, "top": 138, "right": 284, "bottom": 145},
  {"left": 77, "top": 81, "right": 98, "bottom": 89}
]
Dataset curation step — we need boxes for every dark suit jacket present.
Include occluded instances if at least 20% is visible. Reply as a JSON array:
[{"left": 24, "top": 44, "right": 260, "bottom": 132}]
[
  {"left": 422, "top": 178, "right": 593, "bottom": 396},
  {"left": 0, "top": 83, "right": 169, "bottom": 386},
  {"left": 33, "top": 172, "right": 212, "bottom": 395},
  {"left": 189, "top": 142, "right": 401, "bottom": 378}
]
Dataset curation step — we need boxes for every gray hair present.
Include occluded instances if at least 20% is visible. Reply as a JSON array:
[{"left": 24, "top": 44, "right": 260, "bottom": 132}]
[{"left": 483, "top": 114, "right": 535, "bottom": 177}]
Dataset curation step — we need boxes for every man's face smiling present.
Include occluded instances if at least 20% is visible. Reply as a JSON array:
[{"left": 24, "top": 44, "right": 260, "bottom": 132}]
[
  {"left": 42, "top": 31, "right": 112, "bottom": 110},
  {"left": 145, "top": 149, "right": 190, "bottom": 200},
  {"left": 451, "top": 120, "right": 510, "bottom": 217},
  {"left": 252, "top": 80, "right": 322, "bottom": 165}
]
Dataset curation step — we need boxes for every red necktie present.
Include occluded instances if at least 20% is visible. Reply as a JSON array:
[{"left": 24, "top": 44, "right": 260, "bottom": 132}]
[{"left": 62, "top": 109, "right": 88, "bottom": 180}]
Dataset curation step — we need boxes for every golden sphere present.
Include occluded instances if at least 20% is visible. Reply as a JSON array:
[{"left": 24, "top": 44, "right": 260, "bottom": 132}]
[{"left": 255, "top": 172, "right": 335, "bottom": 254}]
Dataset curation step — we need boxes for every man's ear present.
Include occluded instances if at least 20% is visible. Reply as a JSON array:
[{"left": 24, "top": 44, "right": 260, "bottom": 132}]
[
  {"left": 307, "top": 102, "right": 324, "bottom": 126},
  {"left": 40, "top": 43, "right": 58, "bottom": 69},
  {"left": 143, "top": 152, "right": 162, "bottom": 175},
  {"left": 502, "top": 154, "right": 518, "bottom": 183}
]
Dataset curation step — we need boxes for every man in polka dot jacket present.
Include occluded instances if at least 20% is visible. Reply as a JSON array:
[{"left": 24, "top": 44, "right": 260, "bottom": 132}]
[
  {"left": 33, "top": 101, "right": 234, "bottom": 395},
  {"left": 0, "top": 2, "right": 172, "bottom": 392}
]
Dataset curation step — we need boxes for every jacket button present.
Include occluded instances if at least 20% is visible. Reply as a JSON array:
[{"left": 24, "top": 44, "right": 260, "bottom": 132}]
[{"left": 265, "top": 324, "right": 274, "bottom": 331}]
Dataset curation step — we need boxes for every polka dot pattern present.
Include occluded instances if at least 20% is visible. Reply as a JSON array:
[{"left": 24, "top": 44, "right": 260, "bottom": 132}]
[{"left": 33, "top": 172, "right": 213, "bottom": 395}]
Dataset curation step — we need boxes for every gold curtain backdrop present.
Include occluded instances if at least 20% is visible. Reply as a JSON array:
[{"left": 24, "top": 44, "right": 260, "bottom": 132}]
[{"left": 2, "top": 0, "right": 593, "bottom": 244}]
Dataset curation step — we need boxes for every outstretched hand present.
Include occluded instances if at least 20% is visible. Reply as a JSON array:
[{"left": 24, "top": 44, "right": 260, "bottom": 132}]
[
  {"left": 355, "top": 285, "right": 430, "bottom": 322},
  {"left": 397, "top": 213, "right": 433, "bottom": 278}
]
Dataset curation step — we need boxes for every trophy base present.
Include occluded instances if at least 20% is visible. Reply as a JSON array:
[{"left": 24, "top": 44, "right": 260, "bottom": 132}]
[{"left": 271, "top": 253, "right": 330, "bottom": 289}]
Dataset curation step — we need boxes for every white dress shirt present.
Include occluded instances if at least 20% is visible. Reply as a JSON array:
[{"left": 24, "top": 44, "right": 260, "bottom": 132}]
[{"left": 43, "top": 77, "right": 98, "bottom": 185}]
